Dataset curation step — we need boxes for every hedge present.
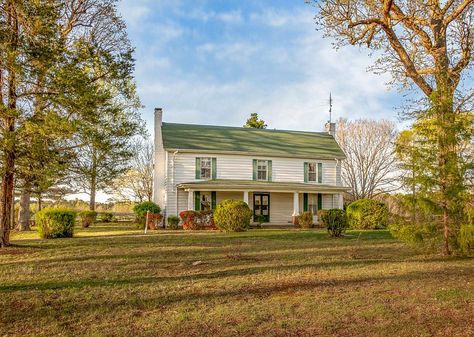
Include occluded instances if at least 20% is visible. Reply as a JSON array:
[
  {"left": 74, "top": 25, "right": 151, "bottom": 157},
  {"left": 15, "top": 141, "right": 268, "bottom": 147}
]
[{"left": 36, "top": 208, "right": 77, "bottom": 239}]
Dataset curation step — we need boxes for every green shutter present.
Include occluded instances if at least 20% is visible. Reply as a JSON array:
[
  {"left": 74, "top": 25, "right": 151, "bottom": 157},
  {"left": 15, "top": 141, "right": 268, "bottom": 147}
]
[
  {"left": 211, "top": 158, "right": 217, "bottom": 179},
  {"left": 267, "top": 160, "right": 272, "bottom": 181},
  {"left": 194, "top": 191, "right": 201, "bottom": 211},
  {"left": 303, "top": 193, "right": 308, "bottom": 212},
  {"left": 252, "top": 159, "right": 257, "bottom": 180},
  {"left": 195, "top": 158, "right": 201, "bottom": 179},
  {"left": 318, "top": 163, "right": 323, "bottom": 183},
  {"left": 211, "top": 191, "right": 216, "bottom": 209},
  {"left": 317, "top": 193, "right": 322, "bottom": 210},
  {"left": 304, "top": 162, "right": 308, "bottom": 183}
]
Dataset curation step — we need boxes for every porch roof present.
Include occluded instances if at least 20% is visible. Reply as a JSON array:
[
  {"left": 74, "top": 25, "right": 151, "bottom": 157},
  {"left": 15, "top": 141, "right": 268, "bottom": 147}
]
[{"left": 177, "top": 179, "right": 349, "bottom": 193}]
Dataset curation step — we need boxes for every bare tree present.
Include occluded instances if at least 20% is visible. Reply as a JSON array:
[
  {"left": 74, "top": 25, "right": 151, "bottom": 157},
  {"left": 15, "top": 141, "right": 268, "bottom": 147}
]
[
  {"left": 110, "top": 137, "right": 154, "bottom": 203},
  {"left": 314, "top": 0, "right": 473, "bottom": 255},
  {"left": 336, "top": 118, "right": 398, "bottom": 201}
]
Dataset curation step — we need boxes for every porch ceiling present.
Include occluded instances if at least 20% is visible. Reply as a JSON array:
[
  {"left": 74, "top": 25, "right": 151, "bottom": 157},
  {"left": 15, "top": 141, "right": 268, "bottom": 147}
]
[{"left": 177, "top": 179, "right": 350, "bottom": 193}]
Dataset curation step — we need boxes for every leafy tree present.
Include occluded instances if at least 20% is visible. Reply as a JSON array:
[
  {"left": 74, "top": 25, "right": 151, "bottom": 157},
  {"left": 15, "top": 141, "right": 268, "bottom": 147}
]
[
  {"left": 243, "top": 113, "right": 267, "bottom": 129},
  {"left": 314, "top": 0, "right": 474, "bottom": 255},
  {"left": 0, "top": 0, "right": 139, "bottom": 246}
]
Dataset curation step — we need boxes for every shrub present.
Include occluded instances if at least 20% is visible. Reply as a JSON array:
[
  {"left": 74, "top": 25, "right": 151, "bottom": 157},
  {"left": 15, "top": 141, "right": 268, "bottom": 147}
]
[
  {"left": 78, "top": 210, "right": 97, "bottom": 228},
  {"left": 458, "top": 224, "right": 474, "bottom": 257},
  {"left": 214, "top": 199, "right": 252, "bottom": 232},
  {"left": 36, "top": 208, "right": 77, "bottom": 239},
  {"left": 179, "top": 210, "right": 216, "bottom": 230},
  {"left": 133, "top": 201, "right": 161, "bottom": 224},
  {"left": 321, "top": 209, "right": 347, "bottom": 237},
  {"left": 98, "top": 212, "right": 114, "bottom": 223},
  {"left": 316, "top": 209, "right": 328, "bottom": 228},
  {"left": 346, "top": 199, "right": 389, "bottom": 229},
  {"left": 389, "top": 223, "right": 440, "bottom": 253},
  {"left": 298, "top": 211, "right": 314, "bottom": 229},
  {"left": 167, "top": 215, "right": 180, "bottom": 230}
]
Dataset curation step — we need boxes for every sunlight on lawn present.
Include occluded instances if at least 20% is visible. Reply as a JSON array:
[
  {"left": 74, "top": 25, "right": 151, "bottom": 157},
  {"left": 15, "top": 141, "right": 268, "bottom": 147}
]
[{"left": 1, "top": 223, "right": 473, "bottom": 337}]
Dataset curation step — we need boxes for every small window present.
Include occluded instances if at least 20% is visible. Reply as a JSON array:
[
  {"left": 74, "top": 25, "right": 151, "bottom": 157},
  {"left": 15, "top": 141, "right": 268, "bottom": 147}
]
[
  {"left": 257, "top": 160, "right": 268, "bottom": 181},
  {"left": 308, "top": 163, "right": 317, "bottom": 182},
  {"left": 200, "top": 158, "right": 211, "bottom": 179},
  {"left": 200, "top": 192, "right": 211, "bottom": 211}
]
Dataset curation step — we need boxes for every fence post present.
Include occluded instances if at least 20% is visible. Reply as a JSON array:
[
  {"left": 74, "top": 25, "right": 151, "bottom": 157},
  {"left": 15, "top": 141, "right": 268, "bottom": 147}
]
[{"left": 144, "top": 210, "right": 150, "bottom": 234}]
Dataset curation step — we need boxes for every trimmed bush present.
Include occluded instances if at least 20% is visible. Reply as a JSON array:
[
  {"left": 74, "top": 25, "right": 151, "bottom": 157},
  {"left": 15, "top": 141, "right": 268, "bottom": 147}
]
[
  {"left": 78, "top": 210, "right": 97, "bottom": 228},
  {"left": 133, "top": 202, "right": 161, "bottom": 224},
  {"left": 98, "top": 212, "right": 114, "bottom": 223},
  {"left": 459, "top": 224, "right": 474, "bottom": 257},
  {"left": 36, "top": 208, "right": 77, "bottom": 239},
  {"left": 179, "top": 210, "right": 216, "bottom": 230},
  {"left": 320, "top": 209, "right": 347, "bottom": 237},
  {"left": 214, "top": 199, "right": 252, "bottom": 232},
  {"left": 298, "top": 211, "right": 314, "bottom": 229},
  {"left": 167, "top": 215, "right": 180, "bottom": 230},
  {"left": 346, "top": 199, "right": 389, "bottom": 229},
  {"left": 389, "top": 223, "right": 440, "bottom": 253}
]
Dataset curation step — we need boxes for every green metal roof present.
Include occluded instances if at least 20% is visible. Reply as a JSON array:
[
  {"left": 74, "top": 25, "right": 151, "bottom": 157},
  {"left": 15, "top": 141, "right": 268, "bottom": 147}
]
[
  {"left": 178, "top": 179, "right": 349, "bottom": 193},
  {"left": 162, "top": 123, "right": 345, "bottom": 159}
]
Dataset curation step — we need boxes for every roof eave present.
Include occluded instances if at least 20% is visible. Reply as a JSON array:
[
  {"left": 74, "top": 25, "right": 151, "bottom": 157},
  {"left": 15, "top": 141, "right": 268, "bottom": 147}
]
[{"left": 164, "top": 147, "right": 346, "bottom": 160}]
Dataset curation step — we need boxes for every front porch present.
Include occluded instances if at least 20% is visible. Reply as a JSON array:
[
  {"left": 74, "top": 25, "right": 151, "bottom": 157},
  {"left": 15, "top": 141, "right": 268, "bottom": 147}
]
[{"left": 176, "top": 180, "right": 347, "bottom": 226}]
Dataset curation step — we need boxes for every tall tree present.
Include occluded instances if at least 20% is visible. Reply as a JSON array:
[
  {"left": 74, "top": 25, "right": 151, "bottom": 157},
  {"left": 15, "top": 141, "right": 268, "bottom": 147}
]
[
  {"left": 110, "top": 137, "right": 154, "bottom": 203},
  {"left": 243, "top": 113, "right": 267, "bottom": 129},
  {"left": 0, "top": 0, "right": 138, "bottom": 246},
  {"left": 314, "top": 0, "right": 474, "bottom": 254},
  {"left": 336, "top": 118, "right": 398, "bottom": 201}
]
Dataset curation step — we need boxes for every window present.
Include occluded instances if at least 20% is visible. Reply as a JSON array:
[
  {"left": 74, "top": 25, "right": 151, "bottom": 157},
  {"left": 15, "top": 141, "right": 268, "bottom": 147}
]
[
  {"left": 196, "top": 157, "right": 216, "bottom": 180},
  {"left": 200, "top": 158, "right": 211, "bottom": 179},
  {"left": 200, "top": 192, "right": 211, "bottom": 211},
  {"left": 308, "top": 163, "right": 317, "bottom": 182},
  {"left": 257, "top": 160, "right": 268, "bottom": 181},
  {"left": 305, "top": 162, "right": 323, "bottom": 183}
]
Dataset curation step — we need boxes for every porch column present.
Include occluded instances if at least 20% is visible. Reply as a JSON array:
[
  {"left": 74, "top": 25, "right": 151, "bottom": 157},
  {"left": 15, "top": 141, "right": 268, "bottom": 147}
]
[
  {"left": 292, "top": 192, "right": 299, "bottom": 225},
  {"left": 243, "top": 191, "right": 249, "bottom": 205},
  {"left": 187, "top": 190, "right": 194, "bottom": 210}
]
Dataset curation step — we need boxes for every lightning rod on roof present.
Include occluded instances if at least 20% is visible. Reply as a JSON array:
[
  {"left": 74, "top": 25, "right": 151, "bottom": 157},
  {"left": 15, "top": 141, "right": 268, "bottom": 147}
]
[{"left": 329, "top": 92, "right": 333, "bottom": 123}]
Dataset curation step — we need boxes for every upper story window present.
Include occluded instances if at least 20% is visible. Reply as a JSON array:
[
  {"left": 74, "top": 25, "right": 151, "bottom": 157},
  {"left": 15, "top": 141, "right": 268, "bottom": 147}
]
[
  {"left": 253, "top": 159, "right": 272, "bottom": 181},
  {"left": 257, "top": 160, "right": 268, "bottom": 181},
  {"left": 196, "top": 157, "right": 216, "bottom": 180},
  {"left": 305, "top": 162, "right": 323, "bottom": 183}
]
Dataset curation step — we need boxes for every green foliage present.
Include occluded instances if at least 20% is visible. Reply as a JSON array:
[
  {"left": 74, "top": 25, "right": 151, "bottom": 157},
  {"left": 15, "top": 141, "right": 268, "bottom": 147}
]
[
  {"left": 458, "top": 225, "right": 474, "bottom": 257},
  {"left": 346, "top": 199, "right": 388, "bottom": 229},
  {"left": 133, "top": 202, "right": 161, "bottom": 224},
  {"left": 98, "top": 212, "right": 114, "bottom": 223},
  {"left": 78, "top": 211, "right": 98, "bottom": 228},
  {"left": 167, "top": 215, "right": 180, "bottom": 230},
  {"left": 389, "top": 223, "right": 440, "bottom": 253},
  {"left": 298, "top": 211, "right": 314, "bottom": 229},
  {"left": 243, "top": 113, "right": 267, "bottom": 129},
  {"left": 214, "top": 200, "right": 252, "bottom": 232},
  {"left": 319, "top": 209, "right": 348, "bottom": 237},
  {"left": 36, "top": 208, "right": 77, "bottom": 239}
]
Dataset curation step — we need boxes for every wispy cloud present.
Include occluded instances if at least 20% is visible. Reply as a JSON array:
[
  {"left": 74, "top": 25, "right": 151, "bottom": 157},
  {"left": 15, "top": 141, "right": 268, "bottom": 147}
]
[{"left": 120, "top": 0, "right": 400, "bottom": 135}]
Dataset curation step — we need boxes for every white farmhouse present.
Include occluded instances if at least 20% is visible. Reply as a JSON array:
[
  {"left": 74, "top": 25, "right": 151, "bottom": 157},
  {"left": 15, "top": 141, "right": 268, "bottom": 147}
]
[{"left": 153, "top": 108, "right": 348, "bottom": 225}]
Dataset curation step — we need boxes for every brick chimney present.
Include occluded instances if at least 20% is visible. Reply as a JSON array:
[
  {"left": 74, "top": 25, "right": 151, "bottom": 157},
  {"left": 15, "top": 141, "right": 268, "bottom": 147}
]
[{"left": 325, "top": 122, "right": 336, "bottom": 137}]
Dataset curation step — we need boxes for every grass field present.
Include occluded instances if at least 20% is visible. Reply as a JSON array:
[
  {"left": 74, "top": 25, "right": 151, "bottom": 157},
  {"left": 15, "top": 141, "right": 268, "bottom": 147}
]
[{"left": 1, "top": 223, "right": 473, "bottom": 337}]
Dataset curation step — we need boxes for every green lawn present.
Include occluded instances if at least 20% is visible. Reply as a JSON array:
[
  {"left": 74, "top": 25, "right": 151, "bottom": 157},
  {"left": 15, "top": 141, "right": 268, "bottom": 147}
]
[{"left": 1, "top": 224, "right": 473, "bottom": 337}]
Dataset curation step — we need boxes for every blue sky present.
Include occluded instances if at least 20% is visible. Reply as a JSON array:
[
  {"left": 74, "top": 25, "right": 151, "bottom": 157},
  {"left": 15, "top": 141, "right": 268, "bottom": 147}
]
[{"left": 119, "top": 0, "right": 405, "bottom": 134}]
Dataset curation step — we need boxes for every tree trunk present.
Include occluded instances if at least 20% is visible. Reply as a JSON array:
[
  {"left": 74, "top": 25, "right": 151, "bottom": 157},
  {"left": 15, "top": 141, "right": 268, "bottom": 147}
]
[
  {"left": 37, "top": 193, "right": 42, "bottom": 211},
  {"left": 0, "top": 1, "right": 18, "bottom": 247},
  {"left": 89, "top": 185, "right": 96, "bottom": 211},
  {"left": 18, "top": 188, "right": 31, "bottom": 231}
]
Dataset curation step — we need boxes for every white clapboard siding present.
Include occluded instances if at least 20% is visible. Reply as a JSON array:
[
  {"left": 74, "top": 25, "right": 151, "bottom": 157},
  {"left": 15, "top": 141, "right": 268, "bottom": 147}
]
[
  {"left": 167, "top": 152, "right": 338, "bottom": 186},
  {"left": 270, "top": 192, "right": 293, "bottom": 224}
]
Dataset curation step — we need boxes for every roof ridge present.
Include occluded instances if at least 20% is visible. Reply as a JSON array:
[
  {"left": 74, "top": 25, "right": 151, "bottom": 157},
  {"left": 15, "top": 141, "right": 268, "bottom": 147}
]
[{"left": 162, "top": 122, "right": 330, "bottom": 136}]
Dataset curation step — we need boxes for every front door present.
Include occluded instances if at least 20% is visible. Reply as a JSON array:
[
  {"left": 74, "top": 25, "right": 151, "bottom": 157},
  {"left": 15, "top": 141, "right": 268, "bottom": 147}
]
[{"left": 253, "top": 193, "right": 270, "bottom": 222}]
